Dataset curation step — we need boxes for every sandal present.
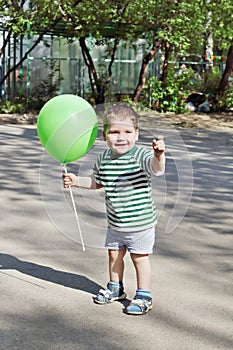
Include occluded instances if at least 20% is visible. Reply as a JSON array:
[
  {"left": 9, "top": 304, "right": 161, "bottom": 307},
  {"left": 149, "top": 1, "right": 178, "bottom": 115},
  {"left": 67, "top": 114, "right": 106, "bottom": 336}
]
[
  {"left": 94, "top": 283, "right": 127, "bottom": 304},
  {"left": 125, "top": 295, "right": 153, "bottom": 315}
]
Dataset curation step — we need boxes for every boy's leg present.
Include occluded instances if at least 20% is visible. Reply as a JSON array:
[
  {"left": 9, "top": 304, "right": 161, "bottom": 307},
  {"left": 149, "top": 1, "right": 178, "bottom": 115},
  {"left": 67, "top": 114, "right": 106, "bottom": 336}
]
[
  {"left": 130, "top": 253, "right": 151, "bottom": 289},
  {"left": 125, "top": 253, "right": 152, "bottom": 315},
  {"left": 108, "top": 248, "right": 127, "bottom": 282},
  {"left": 94, "top": 248, "right": 127, "bottom": 304}
]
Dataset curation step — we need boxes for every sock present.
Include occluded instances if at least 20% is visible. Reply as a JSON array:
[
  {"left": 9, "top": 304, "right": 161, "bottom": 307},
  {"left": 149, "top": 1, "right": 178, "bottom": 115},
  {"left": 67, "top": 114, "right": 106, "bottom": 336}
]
[
  {"left": 136, "top": 289, "right": 151, "bottom": 299},
  {"left": 125, "top": 289, "right": 152, "bottom": 314},
  {"left": 109, "top": 280, "right": 123, "bottom": 289}
]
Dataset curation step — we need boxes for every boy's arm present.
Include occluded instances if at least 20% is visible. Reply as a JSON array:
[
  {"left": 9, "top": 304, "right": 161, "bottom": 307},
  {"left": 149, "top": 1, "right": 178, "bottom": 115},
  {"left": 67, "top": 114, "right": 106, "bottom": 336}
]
[
  {"left": 151, "top": 136, "right": 166, "bottom": 175},
  {"left": 63, "top": 173, "right": 102, "bottom": 189}
]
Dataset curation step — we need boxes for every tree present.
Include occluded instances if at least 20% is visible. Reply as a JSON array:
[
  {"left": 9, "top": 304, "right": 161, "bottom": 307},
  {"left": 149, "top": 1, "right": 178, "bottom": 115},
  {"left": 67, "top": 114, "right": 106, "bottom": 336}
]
[
  {"left": 58, "top": 0, "right": 157, "bottom": 103},
  {"left": 1, "top": 0, "right": 233, "bottom": 107},
  {"left": 1, "top": 0, "right": 151, "bottom": 102},
  {"left": 208, "top": 0, "right": 233, "bottom": 94},
  {"left": 0, "top": 0, "right": 82, "bottom": 94},
  {"left": 133, "top": 0, "right": 206, "bottom": 102}
]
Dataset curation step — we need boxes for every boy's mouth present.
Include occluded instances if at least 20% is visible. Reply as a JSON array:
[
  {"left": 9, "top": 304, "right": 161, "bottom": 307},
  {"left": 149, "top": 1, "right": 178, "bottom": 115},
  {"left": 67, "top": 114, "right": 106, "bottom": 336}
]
[{"left": 115, "top": 143, "right": 127, "bottom": 146}]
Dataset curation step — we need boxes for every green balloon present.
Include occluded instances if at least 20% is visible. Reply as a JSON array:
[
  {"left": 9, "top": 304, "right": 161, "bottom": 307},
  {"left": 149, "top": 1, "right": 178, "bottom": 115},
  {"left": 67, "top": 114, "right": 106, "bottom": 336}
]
[{"left": 37, "top": 95, "right": 98, "bottom": 163}]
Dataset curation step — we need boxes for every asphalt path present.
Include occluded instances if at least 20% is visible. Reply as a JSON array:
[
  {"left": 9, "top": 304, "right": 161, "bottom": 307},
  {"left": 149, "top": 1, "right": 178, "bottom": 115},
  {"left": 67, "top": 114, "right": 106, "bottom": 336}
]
[{"left": 0, "top": 118, "right": 233, "bottom": 350}]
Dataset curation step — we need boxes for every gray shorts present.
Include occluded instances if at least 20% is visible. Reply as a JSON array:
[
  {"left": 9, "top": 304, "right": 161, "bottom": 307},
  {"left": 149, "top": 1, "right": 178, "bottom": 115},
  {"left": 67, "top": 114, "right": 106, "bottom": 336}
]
[{"left": 105, "top": 226, "right": 156, "bottom": 254}]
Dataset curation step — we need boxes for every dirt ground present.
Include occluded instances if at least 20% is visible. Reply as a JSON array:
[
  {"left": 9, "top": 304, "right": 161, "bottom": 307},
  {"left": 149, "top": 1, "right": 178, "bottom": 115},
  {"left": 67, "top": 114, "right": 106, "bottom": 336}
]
[
  {"left": 161, "top": 111, "right": 233, "bottom": 130},
  {"left": 1, "top": 111, "right": 233, "bottom": 130}
]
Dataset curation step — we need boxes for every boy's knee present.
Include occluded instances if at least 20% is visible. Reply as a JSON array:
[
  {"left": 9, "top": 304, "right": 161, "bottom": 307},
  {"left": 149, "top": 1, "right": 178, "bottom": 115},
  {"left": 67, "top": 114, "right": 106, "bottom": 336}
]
[
  {"left": 130, "top": 253, "right": 149, "bottom": 262},
  {"left": 108, "top": 248, "right": 126, "bottom": 259}
]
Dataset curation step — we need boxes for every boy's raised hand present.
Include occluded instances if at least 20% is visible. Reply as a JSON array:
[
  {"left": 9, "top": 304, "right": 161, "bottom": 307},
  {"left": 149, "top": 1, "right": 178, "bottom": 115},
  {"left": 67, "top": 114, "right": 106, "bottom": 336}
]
[{"left": 152, "top": 136, "right": 165, "bottom": 157}]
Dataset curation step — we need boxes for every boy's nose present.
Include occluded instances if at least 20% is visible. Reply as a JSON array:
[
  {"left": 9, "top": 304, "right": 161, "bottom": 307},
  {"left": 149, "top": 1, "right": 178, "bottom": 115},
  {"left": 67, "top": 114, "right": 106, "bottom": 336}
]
[{"left": 117, "top": 132, "right": 125, "bottom": 140}]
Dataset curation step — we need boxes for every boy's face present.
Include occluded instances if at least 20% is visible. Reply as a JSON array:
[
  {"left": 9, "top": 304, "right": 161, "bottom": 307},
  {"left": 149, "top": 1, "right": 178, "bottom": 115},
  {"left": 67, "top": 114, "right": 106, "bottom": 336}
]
[{"left": 103, "top": 119, "right": 139, "bottom": 155}]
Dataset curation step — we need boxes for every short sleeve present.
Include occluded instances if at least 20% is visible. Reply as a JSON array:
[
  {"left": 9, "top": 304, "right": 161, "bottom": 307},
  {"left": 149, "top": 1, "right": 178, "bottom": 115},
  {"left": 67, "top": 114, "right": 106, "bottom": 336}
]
[
  {"left": 92, "top": 150, "right": 108, "bottom": 185},
  {"left": 92, "top": 156, "right": 102, "bottom": 184},
  {"left": 138, "top": 148, "right": 154, "bottom": 175}
]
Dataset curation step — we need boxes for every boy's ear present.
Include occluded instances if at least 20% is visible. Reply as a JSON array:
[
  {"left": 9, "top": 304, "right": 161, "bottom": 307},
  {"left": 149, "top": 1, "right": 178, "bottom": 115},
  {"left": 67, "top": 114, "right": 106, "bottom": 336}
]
[
  {"left": 136, "top": 128, "right": 139, "bottom": 141},
  {"left": 102, "top": 130, "right": 106, "bottom": 141}
]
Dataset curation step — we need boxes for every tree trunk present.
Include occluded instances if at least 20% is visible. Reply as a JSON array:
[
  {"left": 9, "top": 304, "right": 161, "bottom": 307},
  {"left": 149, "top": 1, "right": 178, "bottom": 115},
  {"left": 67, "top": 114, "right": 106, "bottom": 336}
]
[
  {"left": 160, "top": 41, "right": 171, "bottom": 87},
  {"left": 79, "top": 37, "right": 107, "bottom": 104},
  {"left": 132, "top": 39, "right": 160, "bottom": 102},
  {"left": 79, "top": 37, "right": 98, "bottom": 95},
  {"left": 80, "top": 32, "right": 120, "bottom": 104},
  {"left": 203, "top": 0, "right": 213, "bottom": 69},
  {"left": 218, "top": 44, "right": 233, "bottom": 95},
  {"left": 102, "top": 37, "right": 120, "bottom": 102}
]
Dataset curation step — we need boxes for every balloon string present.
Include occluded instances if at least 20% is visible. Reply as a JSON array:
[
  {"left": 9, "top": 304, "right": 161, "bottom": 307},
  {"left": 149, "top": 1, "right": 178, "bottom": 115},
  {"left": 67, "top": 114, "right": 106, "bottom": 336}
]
[{"left": 63, "top": 164, "right": 86, "bottom": 252}]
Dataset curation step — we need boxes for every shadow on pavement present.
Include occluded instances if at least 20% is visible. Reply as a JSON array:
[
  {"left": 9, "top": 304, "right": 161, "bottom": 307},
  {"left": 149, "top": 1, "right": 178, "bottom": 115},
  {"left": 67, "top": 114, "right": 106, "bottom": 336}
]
[{"left": 0, "top": 253, "right": 101, "bottom": 295}]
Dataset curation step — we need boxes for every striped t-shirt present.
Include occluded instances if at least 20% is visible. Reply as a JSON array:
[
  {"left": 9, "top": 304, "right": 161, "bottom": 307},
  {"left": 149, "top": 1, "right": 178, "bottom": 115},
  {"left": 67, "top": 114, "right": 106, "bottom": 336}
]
[{"left": 93, "top": 145, "right": 157, "bottom": 231}]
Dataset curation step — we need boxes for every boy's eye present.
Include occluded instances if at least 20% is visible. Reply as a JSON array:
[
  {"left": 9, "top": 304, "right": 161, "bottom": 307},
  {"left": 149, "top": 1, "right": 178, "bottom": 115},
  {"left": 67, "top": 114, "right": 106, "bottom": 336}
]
[{"left": 108, "top": 129, "right": 134, "bottom": 134}]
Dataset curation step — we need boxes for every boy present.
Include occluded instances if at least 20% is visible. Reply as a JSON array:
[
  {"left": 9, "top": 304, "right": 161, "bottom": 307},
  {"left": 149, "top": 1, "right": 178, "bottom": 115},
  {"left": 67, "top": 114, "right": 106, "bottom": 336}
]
[{"left": 63, "top": 105, "right": 165, "bottom": 315}]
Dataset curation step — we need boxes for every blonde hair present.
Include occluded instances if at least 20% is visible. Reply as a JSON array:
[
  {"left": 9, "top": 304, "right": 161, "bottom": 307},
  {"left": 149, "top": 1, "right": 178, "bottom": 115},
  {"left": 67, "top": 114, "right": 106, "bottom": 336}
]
[{"left": 103, "top": 105, "right": 139, "bottom": 132}]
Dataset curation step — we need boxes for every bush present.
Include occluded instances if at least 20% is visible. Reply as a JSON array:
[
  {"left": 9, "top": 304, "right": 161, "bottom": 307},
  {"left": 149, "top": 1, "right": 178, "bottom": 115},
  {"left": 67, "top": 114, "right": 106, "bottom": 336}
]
[
  {"left": 28, "top": 61, "right": 63, "bottom": 109},
  {"left": 0, "top": 99, "right": 27, "bottom": 114},
  {"left": 198, "top": 67, "right": 233, "bottom": 111},
  {"left": 201, "top": 66, "right": 221, "bottom": 95},
  {"left": 217, "top": 86, "right": 233, "bottom": 111},
  {"left": 143, "top": 66, "right": 202, "bottom": 113}
]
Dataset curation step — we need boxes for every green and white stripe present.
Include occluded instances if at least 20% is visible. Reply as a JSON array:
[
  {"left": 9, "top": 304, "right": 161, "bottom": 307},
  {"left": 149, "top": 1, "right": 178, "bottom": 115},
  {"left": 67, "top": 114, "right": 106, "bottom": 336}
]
[{"left": 93, "top": 145, "right": 157, "bottom": 231}]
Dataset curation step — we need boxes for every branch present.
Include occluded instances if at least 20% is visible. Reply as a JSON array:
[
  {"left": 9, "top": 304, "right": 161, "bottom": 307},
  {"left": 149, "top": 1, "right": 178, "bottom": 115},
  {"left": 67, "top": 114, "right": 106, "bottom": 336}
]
[{"left": 1, "top": 0, "right": 83, "bottom": 84}]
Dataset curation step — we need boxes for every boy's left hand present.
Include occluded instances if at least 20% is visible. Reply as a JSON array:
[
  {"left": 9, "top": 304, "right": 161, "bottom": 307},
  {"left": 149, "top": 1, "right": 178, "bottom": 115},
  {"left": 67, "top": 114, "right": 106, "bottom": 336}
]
[{"left": 152, "top": 136, "right": 165, "bottom": 157}]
